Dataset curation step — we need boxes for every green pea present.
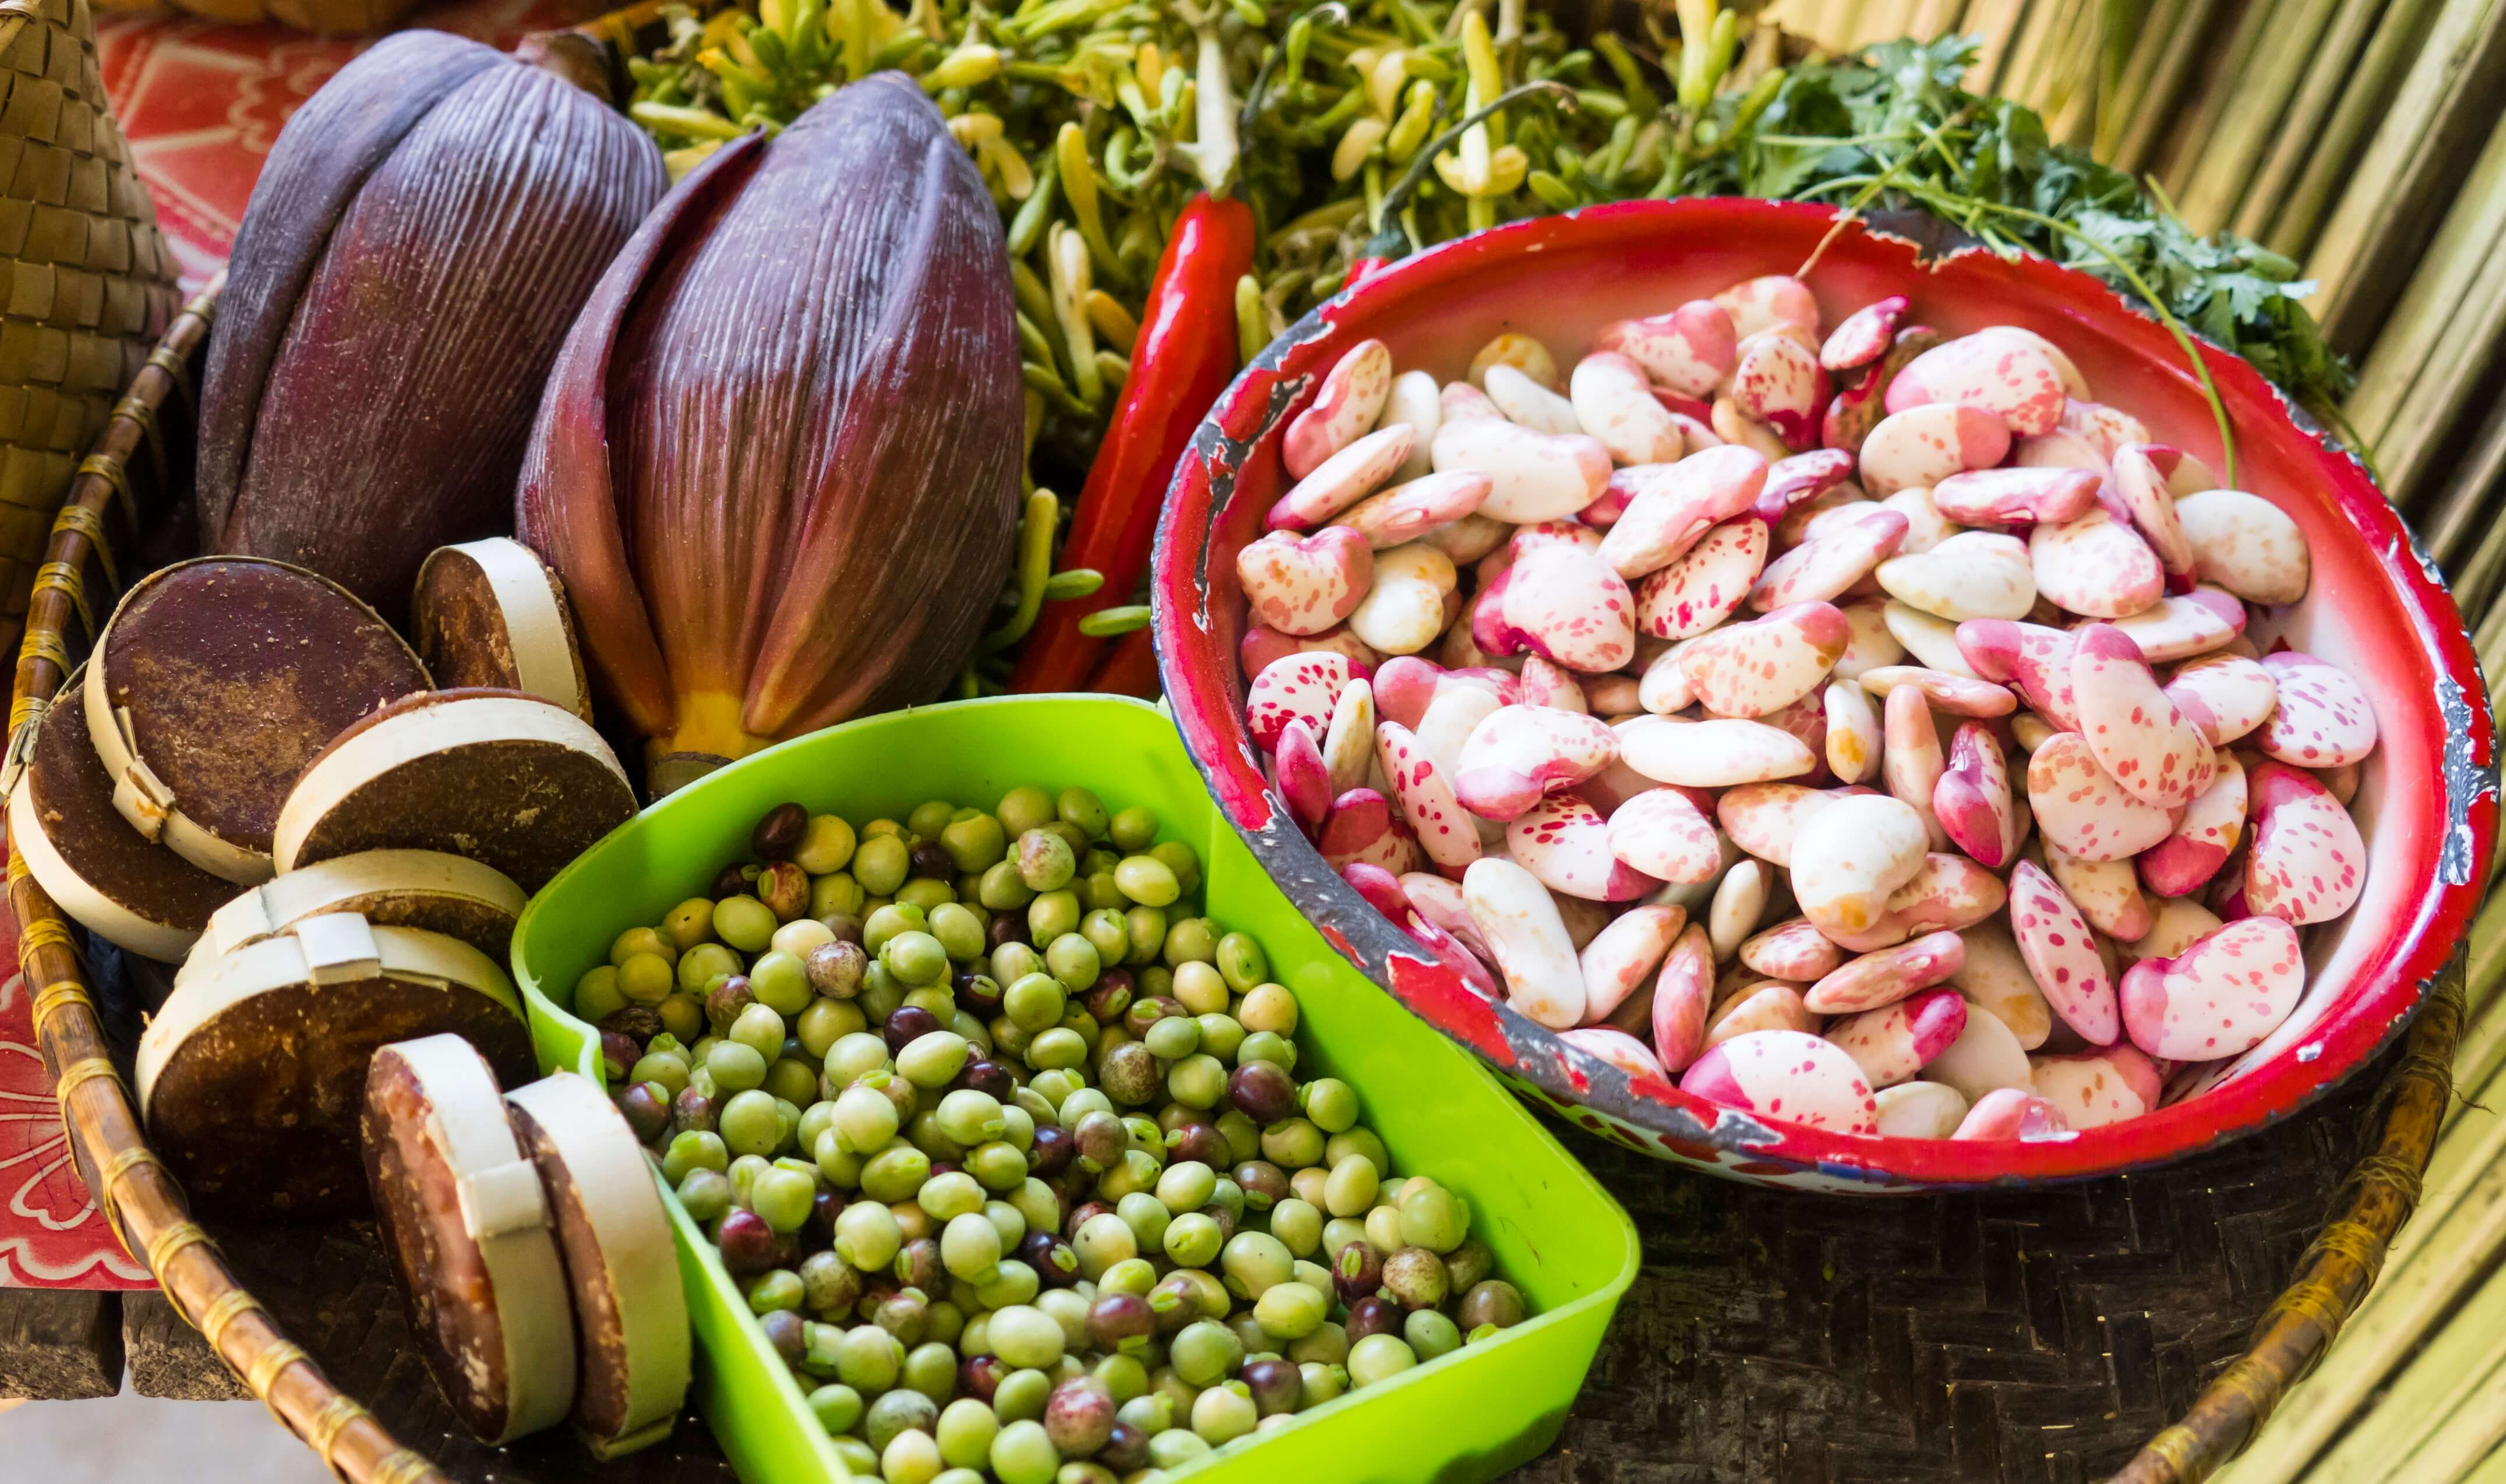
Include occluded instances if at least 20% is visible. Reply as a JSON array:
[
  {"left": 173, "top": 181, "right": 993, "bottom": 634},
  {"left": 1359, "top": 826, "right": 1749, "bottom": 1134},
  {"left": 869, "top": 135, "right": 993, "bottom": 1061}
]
[
  {"left": 675, "top": 942, "right": 738, "bottom": 996},
  {"left": 895, "top": 799, "right": 948, "bottom": 840},
  {"left": 881, "top": 931, "right": 950, "bottom": 988},
  {"left": 1148, "top": 840, "right": 1202, "bottom": 897},
  {"left": 616, "top": 951, "right": 673, "bottom": 1006},
  {"left": 862, "top": 1146, "right": 933, "bottom": 1203},
  {"left": 1148, "top": 1429, "right": 1210, "bottom": 1468},
  {"left": 1268, "top": 1197, "right": 1322, "bottom": 1257},
  {"left": 977, "top": 860, "right": 1036, "bottom": 911},
  {"left": 1399, "top": 1179, "right": 1471, "bottom": 1254},
  {"left": 1325, "top": 1128, "right": 1389, "bottom": 1176},
  {"left": 1119, "top": 906, "right": 1166, "bottom": 966},
  {"left": 988, "top": 1304, "right": 1065, "bottom": 1369},
  {"left": 920, "top": 1170, "right": 986, "bottom": 1221},
  {"left": 663, "top": 1130, "right": 728, "bottom": 1183},
  {"left": 1109, "top": 807, "right": 1158, "bottom": 853},
  {"left": 1167, "top": 1054, "right": 1226, "bottom": 1109},
  {"left": 1096, "top": 854, "right": 1173, "bottom": 910},
  {"left": 1236, "top": 1030, "right": 1294, "bottom": 1071},
  {"left": 987, "top": 1418, "right": 1057, "bottom": 1484},
  {"left": 864, "top": 903, "right": 927, "bottom": 956},
  {"left": 1297, "top": 1077, "right": 1359, "bottom": 1134},
  {"left": 975, "top": 1258, "right": 1041, "bottom": 1311},
  {"left": 745, "top": 949, "right": 806, "bottom": 1015},
  {"left": 1162, "top": 917, "right": 1219, "bottom": 966},
  {"left": 941, "top": 1212, "right": 1004, "bottom": 1282},
  {"left": 1135, "top": 965, "right": 1173, "bottom": 1001},
  {"left": 856, "top": 836, "right": 911, "bottom": 896},
  {"left": 1262, "top": 1118, "right": 1325, "bottom": 1170},
  {"left": 677, "top": 1167, "right": 731, "bottom": 1222},
  {"left": 1347, "top": 1333, "right": 1418, "bottom": 1387},
  {"left": 1163, "top": 1211, "right": 1223, "bottom": 1268},
  {"left": 896, "top": 878, "right": 956, "bottom": 911},
  {"left": 662, "top": 898, "right": 718, "bottom": 952},
  {"left": 1043, "top": 933, "right": 1100, "bottom": 991},
  {"left": 1405, "top": 1308, "right": 1463, "bottom": 1362},
  {"left": 1078, "top": 910, "right": 1129, "bottom": 968},
  {"left": 573, "top": 964, "right": 626, "bottom": 1022},
  {"left": 1322, "top": 1156, "right": 1379, "bottom": 1217},
  {"left": 1252, "top": 1280, "right": 1328, "bottom": 1341},
  {"left": 894, "top": 1030, "right": 968, "bottom": 1089},
  {"left": 834, "top": 1323, "right": 902, "bottom": 1392},
  {"left": 1194, "top": 1013, "right": 1245, "bottom": 1063},
  {"left": 631, "top": 1050, "right": 690, "bottom": 1098},
  {"left": 706, "top": 1040, "right": 768, "bottom": 1094},
  {"left": 1155, "top": 1161, "right": 1217, "bottom": 1214},
  {"left": 719, "top": 1090, "right": 781, "bottom": 1158},
  {"left": 997, "top": 786, "right": 1056, "bottom": 838},
  {"left": 926, "top": 903, "right": 985, "bottom": 962},
  {"left": 752, "top": 1164, "right": 818, "bottom": 1234},
  {"left": 1220, "top": 1231, "right": 1294, "bottom": 1301},
  {"left": 1014, "top": 829, "right": 1076, "bottom": 892},
  {"left": 1170, "top": 1319, "right": 1243, "bottom": 1387},
  {"left": 1027, "top": 890, "right": 1081, "bottom": 942},
  {"left": 937, "top": 1398, "right": 1000, "bottom": 1470},
  {"left": 1054, "top": 786, "right": 1109, "bottom": 839},
  {"left": 966, "top": 1140, "right": 1028, "bottom": 1192},
  {"left": 811, "top": 872, "right": 866, "bottom": 920},
  {"left": 1171, "top": 962, "right": 1227, "bottom": 1015},
  {"left": 1003, "top": 973, "right": 1067, "bottom": 1032},
  {"left": 714, "top": 896, "right": 778, "bottom": 953},
  {"left": 1026, "top": 1027, "right": 1087, "bottom": 1070},
  {"left": 797, "top": 998, "right": 862, "bottom": 1061},
  {"left": 931, "top": 810, "right": 1001, "bottom": 873},
  {"left": 810, "top": 1382, "right": 865, "bottom": 1434},
  {"left": 830, "top": 1437, "right": 880, "bottom": 1477},
  {"left": 726, "top": 1004, "right": 783, "bottom": 1060}
]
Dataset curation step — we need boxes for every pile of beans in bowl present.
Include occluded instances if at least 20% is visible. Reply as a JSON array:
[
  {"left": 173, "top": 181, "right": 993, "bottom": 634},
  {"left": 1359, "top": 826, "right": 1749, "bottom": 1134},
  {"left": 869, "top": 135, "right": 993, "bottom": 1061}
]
[{"left": 1234, "top": 276, "right": 2374, "bottom": 1140}]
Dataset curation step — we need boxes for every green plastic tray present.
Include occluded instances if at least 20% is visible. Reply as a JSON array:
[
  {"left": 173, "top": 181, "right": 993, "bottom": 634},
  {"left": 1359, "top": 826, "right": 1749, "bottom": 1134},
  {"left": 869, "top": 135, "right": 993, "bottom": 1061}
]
[{"left": 510, "top": 695, "right": 1639, "bottom": 1484}]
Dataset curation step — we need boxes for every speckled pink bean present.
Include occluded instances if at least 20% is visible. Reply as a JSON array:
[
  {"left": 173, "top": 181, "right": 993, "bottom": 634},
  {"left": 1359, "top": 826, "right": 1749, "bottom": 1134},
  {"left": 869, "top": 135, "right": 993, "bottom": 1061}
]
[
  {"left": 1462, "top": 857, "right": 1589, "bottom": 1027},
  {"left": 2024, "top": 731, "right": 2175, "bottom": 861},
  {"left": 1882, "top": 685, "right": 1947, "bottom": 846},
  {"left": 1453, "top": 704, "right": 1621, "bottom": 821},
  {"left": 1678, "top": 602, "right": 1849, "bottom": 718},
  {"left": 1440, "top": 380, "right": 1502, "bottom": 422},
  {"left": 1741, "top": 917, "right": 1845, "bottom": 981},
  {"left": 1284, "top": 339, "right": 1394, "bottom": 480},
  {"left": 1605, "top": 786, "right": 1723, "bottom": 884},
  {"left": 1419, "top": 513, "right": 1508, "bottom": 566},
  {"left": 2007, "top": 859, "right": 2119, "bottom": 1045},
  {"left": 1880, "top": 487, "right": 1959, "bottom": 556},
  {"left": 1929, "top": 467, "right": 2101, "bottom": 527},
  {"left": 1926, "top": 997, "right": 2038, "bottom": 1099},
  {"left": 1946, "top": 922, "right": 2051, "bottom": 1050},
  {"left": 1884, "top": 330, "right": 2067, "bottom": 436},
  {"left": 1824, "top": 680, "right": 1882, "bottom": 784},
  {"left": 2029, "top": 510, "right": 2164, "bottom": 619},
  {"left": 1790, "top": 793, "right": 1930, "bottom": 941},
  {"left": 1266, "top": 424, "right": 1416, "bottom": 531},
  {"left": 2120, "top": 916, "right": 2304, "bottom": 1060},
  {"left": 1484, "top": 363, "right": 1583, "bottom": 436},
  {"left": 1650, "top": 923, "right": 1716, "bottom": 1072},
  {"left": 1579, "top": 904, "right": 1688, "bottom": 1024},
  {"left": 1752, "top": 450, "right": 1857, "bottom": 525},
  {"left": 1953, "top": 1088, "right": 2070, "bottom": 1139},
  {"left": 1820, "top": 296, "right": 1908, "bottom": 371},
  {"left": 1399, "top": 871, "right": 1495, "bottom": 962},
  {"left": 1598, "top": 445, "right": 1769, "bottom": 579},
  {"left": 1594, "top": 301, "right": 1737, "bottom": 397},
  {"left": 1636, "top": 517, "right": 1769, "bottom": 640},
  {"left": 1858, "top": 405, "right": 2011, "bottom": 497},
  {"left": 1319, "top": 678, "right": 1376, "bottom": 794},
  {"left": 1245, "top": 651, "right": 1351, "bottom": 751},
  {"left": 1637, "top": 641, "right": 1697, "bottom": 715},
  {"left": 1681, "top": 1029, "right": 1880, "bottom": 1134},
  {"left": 2243, "top": 760, "right": 2367, "bottom": 925},
  {"left": 1570, "top": 352, "right": 1686, "bottom": 465},
  {"left": 2029, "top": 1045, "right": 2162, "bottom": 1129},
  {"left": 1855, "top": 666, "right": 2016, "bottom": 719},
  {"left": 2120, "top": 897, "right": 2223, "bottom": 965},
  {"left": 1750, "top": 509, "right": 1909, "bottom": 609},
  {"left": 1335, "top": 471, "right": 1492, "bottom": 549},
  {"left": 1272, "top": 720, "right": 1333, "bottom": 836},
  {"left": 1316, "top": 786, "right": 1421, "bottom": 874},
  {"left": 1431, "top": 416, "right": 1611, "bottom": 523},
  {"left": 2041, "top": 838, "right": 2154, "bottom": 940},
  {"left": 1701, "top": 983, "right": 1815, "bottom": 1052},
  {"left": 2072, "top": 623, "right": 2212, "bottom": 810},
  {"left": 1559, "top": 1027, "right": 1668, "bottom": 1082},
  {"left": 2257, "top": 651, "right": 2378, "bottom": 766},
  {"left": 1805, "top": 931, "right": 1965, "bottom": 1014},
  {"left": 1713, "top": 275, "right": 1820, "bottom": 338},
  {"left": 1826, "top": 988, "right": 1967, "bottom": 1089},
  {"left": 1369, "top": 655, "right": 1452, "bottom": 730},
  {"left": 1932, "top": 720, "right": 2014, "bottom": 867},
  {"left": 1238, "top": 527, "right": 1374, "bottom": 636},
  {"left": 1501, "top": 546, "right": 1636, "bottom": 672},
  {"left": 1887, "top": 852, "right": 2008, "bottom": 933},
  {"left": 1509, "top": 792, "right": 1659, "bottom": 902},
  {"left": 2175, "top": 490, "right": 2309, "bottom": 605},
  {"left": 2057, "top": 398, "right": 2148, "bottom": 456},
  {"left": 2163, "top": 653, "right": 2277, "bottom": 746},
  {"left": 1709, "top": 858, "right": 1771, "bottom": 962},
  {"left": 1513, "top": 655, "right": 1587, "bottom": 713},
  {"left": 1955, "top": 619, "right": 2079, "bottom": 728},
  {"left": 2137, "top": 748, "right": 2246, "bottom": 898},
  {"left": 1835, "top": 601, "right": 1903, "bottom": 681},
  {"left": 1378, "top": 369, "right": 1442, "bottom": 482},
  {"left": 1731, "top": 330, "right": 1830, "bottom": 451},
  {"left": 1875, "top": 531, "right": 2038, "bottom": 622},
  {"left": 1240, "top": 620, "right": 1378, "bottom": 684},
  {"left": 1874, "top": 1081, "right": 1970, "bottom": 1137},
  {"left": 2107, "top": 585, "right": 2246, "bottom": 662},
  {"left": 2109, "top": 444, "right": 2194, "bottom": 575},
  {"left": 1374, "top": 719, "right": 1482, "bottom": 877},
  {"left": 1619, "top": 715, "right": 1819, "bottom": 787}
]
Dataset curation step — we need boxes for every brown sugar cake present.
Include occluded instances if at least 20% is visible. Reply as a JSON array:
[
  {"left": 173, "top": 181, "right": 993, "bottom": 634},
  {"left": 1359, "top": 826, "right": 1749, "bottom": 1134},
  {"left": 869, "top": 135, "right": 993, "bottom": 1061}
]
[
  {"left": 175, "top": 849, "right": 528, "bottom": 990},
  {"left": 411, "top": 539, "right": 591, "bottom": 720}
]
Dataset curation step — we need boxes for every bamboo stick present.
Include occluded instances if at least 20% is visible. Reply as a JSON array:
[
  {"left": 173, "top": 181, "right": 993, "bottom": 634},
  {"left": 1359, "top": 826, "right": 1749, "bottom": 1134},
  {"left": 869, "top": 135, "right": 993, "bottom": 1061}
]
[
  {"left": 1960, "top": 0, "right": 2035, "bottom": 95},
  {"left": 2101, "top": 0, "right": 2190, "bottom": 157},
  {"left": 1909, "top": 0, "right": 1968, "bottom": 34},
  {"left": 2341, "top": 109, "right": 2506, "bottom": 460},
  {"left": 2299, "top": 1260, "right": 2506, "bottom": 1484},
  {"left": 2112, "top": 0, "right": 2229, "bottom": 176},
  {"left": 2175, "top": 0, "right": 2344, "bottom": 233},
  {"left": 2154, "top": 0, "right": 2275, "bottom": 199},
  {"left": 2443, "top": 896, "right": 2506, "bottom": 1133},
  {"left": 2225, "top": 0, "right": 2389, "bottom": 242},
  {"left": 2304, "top": 0, "right": 2506, "bottom": 353},
  {"left": 2367, "top": 228, "right": 2506, "bottom": 501},
  {"left": 2268, "top": 0, "right": 2445, "bottom": 260},
  {"left": 2448, "top": 493, "right": 2506, "bottom": 624}
]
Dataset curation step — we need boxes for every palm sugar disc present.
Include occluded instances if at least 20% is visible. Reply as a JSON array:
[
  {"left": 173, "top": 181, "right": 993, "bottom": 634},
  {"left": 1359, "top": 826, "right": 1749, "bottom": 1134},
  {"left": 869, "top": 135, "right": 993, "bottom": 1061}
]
[
  {"left": 412, "top": 539, "right": 591, "bottom": 720},
  {"left": 84, "top": 557, "right": 429, "bottom": 884},
  {"left": 364, "top": 1034, "right": 578, "bottom": 1446},
  {"left": 135, "top": 913, "right": 532, "bottom": 1218},
  {"left": 176, "top": 849, "right": 529, "bottom": 991},
  {"left": 274, "top": 689, "right": 636, "bottom": 893},
  {"left": 506, "top": 1072, "right": 691, "bottom": 1456},
  {"left": 9, "top": 666, "right": 228, "bottom": 961}
]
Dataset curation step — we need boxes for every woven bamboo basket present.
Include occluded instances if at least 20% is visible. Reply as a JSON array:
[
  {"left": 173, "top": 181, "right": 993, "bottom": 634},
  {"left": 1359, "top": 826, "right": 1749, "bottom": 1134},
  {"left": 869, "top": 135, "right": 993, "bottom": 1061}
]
[{"left": 87, "top": 0, "right": 419, "bottom": 34}]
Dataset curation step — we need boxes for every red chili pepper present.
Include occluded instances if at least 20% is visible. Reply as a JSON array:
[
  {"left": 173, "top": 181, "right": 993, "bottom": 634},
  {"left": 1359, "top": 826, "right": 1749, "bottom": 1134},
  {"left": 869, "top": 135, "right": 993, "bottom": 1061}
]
[
  {"left": 1011, "top": 193, "right": 1258, "bottom": 694},
  {"left": 1083, "top": 628, "right": 1160, "bottom": 699}
]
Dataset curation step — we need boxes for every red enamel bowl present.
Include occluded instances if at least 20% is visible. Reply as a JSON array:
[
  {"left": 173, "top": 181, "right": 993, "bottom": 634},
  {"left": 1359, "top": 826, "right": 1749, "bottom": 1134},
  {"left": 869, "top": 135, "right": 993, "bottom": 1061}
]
[{"left": 1150, "top": 199, "right": 2499, "bottom": 1191}]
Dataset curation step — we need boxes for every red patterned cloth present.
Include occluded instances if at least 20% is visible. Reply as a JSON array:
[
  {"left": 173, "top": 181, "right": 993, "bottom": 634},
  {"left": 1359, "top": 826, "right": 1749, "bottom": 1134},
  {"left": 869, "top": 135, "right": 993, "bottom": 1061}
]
[{"left": 2, "top": 0, "right": 608, "bottom": 1291}]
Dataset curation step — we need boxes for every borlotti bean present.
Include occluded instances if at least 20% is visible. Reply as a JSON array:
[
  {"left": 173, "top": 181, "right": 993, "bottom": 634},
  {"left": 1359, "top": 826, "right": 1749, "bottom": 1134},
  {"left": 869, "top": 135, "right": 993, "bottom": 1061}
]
[{"left": 1241, "top": 281, "right": 2381, "bottom": 1142}]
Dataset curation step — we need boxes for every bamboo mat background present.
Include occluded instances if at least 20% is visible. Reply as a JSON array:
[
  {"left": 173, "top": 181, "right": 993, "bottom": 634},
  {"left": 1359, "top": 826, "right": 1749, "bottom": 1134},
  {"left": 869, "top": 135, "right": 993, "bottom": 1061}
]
[{"left": 1749, "top": 6, "right": 2506, "bottom": 1478}]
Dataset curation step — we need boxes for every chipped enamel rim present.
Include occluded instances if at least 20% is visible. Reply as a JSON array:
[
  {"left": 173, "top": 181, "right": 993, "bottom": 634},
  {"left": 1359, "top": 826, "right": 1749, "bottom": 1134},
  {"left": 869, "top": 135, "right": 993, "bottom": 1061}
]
[{"left": 1152, "top": 199, "right": 2500, "bottom": 1191}]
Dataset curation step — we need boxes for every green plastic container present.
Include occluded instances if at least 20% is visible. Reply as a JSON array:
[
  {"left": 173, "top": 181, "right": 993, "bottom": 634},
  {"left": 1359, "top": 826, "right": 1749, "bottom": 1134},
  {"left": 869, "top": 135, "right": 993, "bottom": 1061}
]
[{"left": 510, "top": 695, "right": 1638, "bottom": 1484}]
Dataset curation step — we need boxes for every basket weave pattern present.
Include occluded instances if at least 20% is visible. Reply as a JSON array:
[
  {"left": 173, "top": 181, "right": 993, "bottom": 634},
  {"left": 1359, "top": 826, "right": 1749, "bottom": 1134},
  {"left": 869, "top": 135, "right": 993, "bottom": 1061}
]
[
  {"left": 88, "top": 0, "right": 419, "bottom": 32},
  {"left": 0, "top": 291, "right": 2469, "bottom": 1484}
]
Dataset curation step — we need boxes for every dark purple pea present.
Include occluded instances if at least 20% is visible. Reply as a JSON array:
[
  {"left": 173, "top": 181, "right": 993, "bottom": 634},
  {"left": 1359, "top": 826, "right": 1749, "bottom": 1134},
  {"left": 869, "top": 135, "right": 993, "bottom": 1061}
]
[
  {"left": 1087, "top": 1292, "right": 1155, "bottom": 1355},
  {"left": 910, "top": 842, "right": 955, "bottom": 881},
  {"left": 1165, "top": 1122, "right": 1230, "bottom": 1168},
  {"left": 1457, "top": 1279, "right": 1526, "bottom": 1331},
  {"left": 804, "top": 1189, "right": 845, "bottom": 1249},
  {"left": 716, "top": 1209, "right": 782, "bottom": 1277},
  {"left": 1148, "top": 1274, "right": 1201, "bottom": 1331},
  {"left": 757, "top": 1308, "right": 806, "bottom": 1368},
  {"left": 956, "top": 1058, "right": 1014, "bottom": 1101},
  {"left": 1021, "top": 1231, "right": 1081, "bottom": 1287},
  {"left": 1228, "top": 1061, "right": 1298, "bottom": 1126},
  {"left": 672, "top": 1086, "right": 719, "bottom": 1137},
  {"left": 1242, "top": 1358, "right": 1303, "bottom": 1416},
  {"left": 1082, "top": 969, "right": 1134, "bottom": 1024},
  {"left": 1198, "top": 1204, "right": 1237, "bottom": 1243},
  {"left": 757, "top": 862, "right": 810, "bottom": 920},
  {"left": 597, "top": 1031, "right": 641, "bottom": 1082},
  {"left": 1099, "top": 1422, "right": 1149, "bottom": 1474},
  {"left": 753, "top": 802, "right": 808, "bottom": 860},
  {"left": 1333, "top": 1241, "right": 1382, "bottom": 1305},
  {"left": 988, "top": 913, "right": 1030, "bottom": 949},
  {"left": 707, "top": 974, "right": 757, "bottom": 1029},
  {"left": 883, "top": 1005, "right": 942, "bottom": 1054},
  {"left": 1063, "top": 1200, "right": 1114, "bottom": 1238},
  {"left": 1029, "top": 1124, "right": 1075, "bottom": 1178},
  {"left": 1345, "top": 1295, "right": 1398, "bottom": 1342},
  {"left": 806, "top": 944, "right": 866, "bottom": 1000},
  {"left": 599, "top": 1005, "right": 663, "bottom": 1044},
  {"left": 961, "top": 1354, "right": 1006, "bottom": 1404},
  {"left": 711, "top": 863, "right": 753, "bottom": 900},
  {"left": 823, "top": 913, "right": 866, "bottom": 946},
  {"left": 955, "top": 971, "right": 1005, "bottom": 1013},
  {"left": 1043, "top": 1377, "right": 1116, "bottom": 1456},
  {"left": 892, "top": 1238, "right": 943, "bottom": 1293},
  {"left": 1124, "top": 997, "right": 1185, "bottom": 1038},
  {"left": 615, "top": 1081, "right": 671, "bottom": 1146},
  {"left": 1231, "top": 1160, "right": 1288, "bottom": 1213},
  {"left": 1073, "top": 1111, "right": 1127, "bottom": 1171},
  {"left": 874, "top": 1286, "right": 931, "bottom": 1344}
]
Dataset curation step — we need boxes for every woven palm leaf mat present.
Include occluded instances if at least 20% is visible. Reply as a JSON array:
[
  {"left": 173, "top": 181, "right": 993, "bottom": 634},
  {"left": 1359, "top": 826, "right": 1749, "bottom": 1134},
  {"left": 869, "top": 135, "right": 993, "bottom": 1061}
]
[{"left": 128, "top": 991, "right": 2415, "bottom": 1484}]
